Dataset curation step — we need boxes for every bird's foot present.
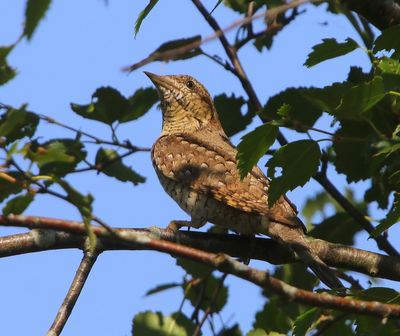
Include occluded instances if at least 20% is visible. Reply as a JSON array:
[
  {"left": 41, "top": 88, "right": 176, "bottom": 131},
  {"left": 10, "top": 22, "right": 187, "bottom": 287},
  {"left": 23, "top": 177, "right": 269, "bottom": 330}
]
[{"left": 166, "top": 220, "right": 192, "bottom": 233}]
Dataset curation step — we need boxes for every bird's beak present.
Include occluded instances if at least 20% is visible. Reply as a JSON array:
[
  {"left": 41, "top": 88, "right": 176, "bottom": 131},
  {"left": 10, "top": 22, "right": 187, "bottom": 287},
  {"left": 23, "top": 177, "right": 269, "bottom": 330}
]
[{"left": 144, "top": 71, "right": 175, "bottom": 92}]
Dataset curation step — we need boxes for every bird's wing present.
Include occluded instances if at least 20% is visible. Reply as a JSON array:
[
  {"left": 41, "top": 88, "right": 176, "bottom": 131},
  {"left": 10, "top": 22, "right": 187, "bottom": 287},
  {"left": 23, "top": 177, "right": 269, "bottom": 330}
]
[{"left": 152, "top": 133, "right": 302, "bottom": 228}]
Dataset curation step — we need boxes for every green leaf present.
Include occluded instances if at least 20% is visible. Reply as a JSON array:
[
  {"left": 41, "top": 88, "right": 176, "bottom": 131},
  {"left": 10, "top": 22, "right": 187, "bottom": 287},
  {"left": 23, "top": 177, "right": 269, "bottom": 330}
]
[
  {"left": 134, "top": 0, "right": 159, "bottom": 37},
  {"left": 176, "top": 257, "right": 213, "bottom": 278},
  {"left": 371, "top": 194, "right": 400, "bottom": 237},
  {"left": 57, "top": 179, "right": 93, "bottom": 218},
  {"left": 28, "top": 139, "right": 86, "bottom": 177},
  {"left": 247, "top": 329, "right": 268, "bottom": 336},
  {"left": 0, "top": 171, "right": 25, "bottom": 202},
  {"left": 267, "top": 140, "right": 321, "bottom": 206},
  {"left": 373, "top": 25, "right": 400, "bottom": 59},
  {"left": 334, "top": 76, "right": 387, "bottom": 117},
  {"left": 333, "top": 120, "right": 375, "bottom": 182},
  {"left": 253, "top": 296, "right": 294, "bottom": 333},
  {"left": 121, "top": 87, "right": 158, "bottom": 122},
  {"left": 144, "top": 283, "right": 181, "bottom": 297},
  {"left": 71, "top": 86, "right": 158, "bottom": 125},
  {"left": 217, "top": 324, "right": 243, "bottom": 336},
  {"left": 24, "top": 0, "right": 52, "bottom": 40},
  {"left": 263, "top": 88, "right": 322, "bottom": 129},
  {"left": 0, "top": 105, "right": 39, "bottom": 143},
  {"left": 0, "top": 46, "right": 17, "bottom": 85},
  {"left": 214, "top": 94, "right": 254, "bottom": 137},
  {"left": 236, "top": 123, "right": 278, "bottom": 179},
  {"left": 309, "top": 213, "right": 361, "bottom": 245},
  {"left": 185, "top": 275, "right": 228, "bottom": 313},
  {"left": 305, "top": 77, "right": 387, "bottom": 118},
  {"left": 128, "top": 36, "right": 202, "bottom": 71},
  {"left": 293, "top": 307, "right": 319, "bottom": 336},
  {"left": 302, "top": 191, "right": 332, "bottom": 224},
  {"left": 3, "top": 192, "right": 34, "bottom": 215},
  {"left": 95, "top": 148, "right": 145, "bottom": 185},
  {"left": 132, "top": 311, "right": 196, "bottom": 336},
  {"left": 304, "top": 38, "right": 360, "bottom": 67},
  {"left": 71, "top": 87, "right": 130, "bottom": 125}
]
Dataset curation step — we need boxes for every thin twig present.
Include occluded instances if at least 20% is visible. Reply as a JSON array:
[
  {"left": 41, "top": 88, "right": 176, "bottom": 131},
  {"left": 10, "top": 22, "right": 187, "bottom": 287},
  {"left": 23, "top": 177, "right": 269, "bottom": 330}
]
[{"left": 47, "top": 248, "right": 99, "bottom": 336}]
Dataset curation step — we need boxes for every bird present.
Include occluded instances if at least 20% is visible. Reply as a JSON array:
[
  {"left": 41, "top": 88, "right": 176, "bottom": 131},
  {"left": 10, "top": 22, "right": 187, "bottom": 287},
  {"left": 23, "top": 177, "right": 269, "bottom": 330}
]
[{"left": 145, "top": 71, "right": 344, "bottom": 290}]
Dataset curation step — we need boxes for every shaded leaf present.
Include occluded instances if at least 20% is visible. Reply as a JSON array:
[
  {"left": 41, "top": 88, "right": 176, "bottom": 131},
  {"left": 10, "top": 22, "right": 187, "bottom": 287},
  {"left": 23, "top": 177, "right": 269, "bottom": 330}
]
[
  {"left": 373, "top": 25, "right": 400, "bottom": 59},
  {"left": 304, "top": 38, "right": 359, "bottom": 67},
  {"left": 217, "top": 324, "right": 243, "bottom": 336},
  {"left": 28, "top": 139, "right": 86, "bottom": 177},
  {"left": 293, "top": 307, "right": 320, "bottom": 336},
  {"left": 57, "top": 179, "right": 93, "bottom": 218},
  {"left": 71, "top": 86, "right": 158, "bottom": 125},
  {"left": 309, "top": 213, "right": 361, "bottom": 246},
  {"left": 128, "top": 36, "right": 202, "bottom": 71},
  {"left": 263, "top": 88, "right": 322, "bottom": 129},
  {"left": 214, "top": 94, "right": 254, "bottom": 137},
  {"left": 273, "top": 263, "right": 318, "bottom": 291},
  {"left": 333, "top": 120, "right": 375, "bottom": 182},
  {"left": 0, "top": 46, "right": 16, "bottom": 85},
  {"left": 302, "top": 191, "right": 332, "bottom": 224},
  {"left": 144, "top": 283, "right": 181, "bottom": 297},
  {"left": 237, "top": 123, "right": 278, "bottom": 179},
  {"left": 176, "top": 257, "right": 213, "bottom": 278},
  {"left": 0, "top": 171, "right": 25, "bottom": 202},
  {"left": 132, "top": 311, "right": 195, "bottom": 336},
  {"left": 122, "top": 87, "right": 158, "bottom": 122},
  {"left": 371, "top": 194, "right": 400, "bottom": 237},
  {"left": 24, "top": 0, "right": 52, "bottom": 40},
  {"left": 71, "top": 87, "right": 130, "bottom": 125},
  {"left": 3, "top": 192, "right": 34, "bottom": 215},
  {"left": 0, "top": 105, "right": 39, "bottom": 143},
  {"left": 95, "top": 148, "right": 145, "bottom": 185},
  {"left": 267, "top": 140, "right": 320, "bottom": 206},
  {"left": 134, "top": 0, "right": 159, "bottom": 37},
  {"left": 253, "top": 296, "right": 295, "bottom": 333},
  {"left": 185, "top": 275, "right": 228, "bottom": 313}
]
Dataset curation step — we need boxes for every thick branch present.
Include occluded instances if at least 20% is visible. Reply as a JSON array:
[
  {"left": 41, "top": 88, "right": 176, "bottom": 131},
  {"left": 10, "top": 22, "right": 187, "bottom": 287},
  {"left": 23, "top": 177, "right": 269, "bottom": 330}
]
[
  {"left": 1, "top": 216, "right": 400, "bottom": 282},
  {"left": 339, "top": 0, "right": 400, "bottom": 30}
]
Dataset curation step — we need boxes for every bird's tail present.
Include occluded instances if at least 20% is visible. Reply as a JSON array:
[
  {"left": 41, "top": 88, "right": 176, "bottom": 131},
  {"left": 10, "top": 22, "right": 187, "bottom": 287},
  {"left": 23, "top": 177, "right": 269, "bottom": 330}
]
[{"left": 266, "top": 220, "right": 344, "bottom": 291}]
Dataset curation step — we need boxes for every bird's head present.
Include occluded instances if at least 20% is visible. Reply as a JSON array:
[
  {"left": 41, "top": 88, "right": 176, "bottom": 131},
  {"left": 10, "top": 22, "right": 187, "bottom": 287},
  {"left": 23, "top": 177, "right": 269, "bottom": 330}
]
[{"left": 145, "top": 72, "right": 223, "bottom": 135}]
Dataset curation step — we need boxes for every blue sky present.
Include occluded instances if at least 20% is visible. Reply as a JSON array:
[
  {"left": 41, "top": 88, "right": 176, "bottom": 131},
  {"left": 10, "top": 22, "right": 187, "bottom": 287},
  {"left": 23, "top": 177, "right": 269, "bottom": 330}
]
[{"left": 0, "top": 1, "right": 397, "bottom": 335}]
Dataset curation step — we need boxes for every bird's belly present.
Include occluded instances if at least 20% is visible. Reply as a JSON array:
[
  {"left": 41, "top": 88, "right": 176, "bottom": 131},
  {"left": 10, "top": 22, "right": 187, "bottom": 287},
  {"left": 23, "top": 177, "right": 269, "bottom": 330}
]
[{"left": 157, "top": 174, "right": 264, "bottom": 235}]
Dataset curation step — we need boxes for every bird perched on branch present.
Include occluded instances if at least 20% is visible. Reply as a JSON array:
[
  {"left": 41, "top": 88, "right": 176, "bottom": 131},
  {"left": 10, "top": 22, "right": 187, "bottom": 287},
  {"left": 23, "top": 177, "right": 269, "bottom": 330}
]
[{"left": 145, "top": 71, "right": 343, "bottom": 290}]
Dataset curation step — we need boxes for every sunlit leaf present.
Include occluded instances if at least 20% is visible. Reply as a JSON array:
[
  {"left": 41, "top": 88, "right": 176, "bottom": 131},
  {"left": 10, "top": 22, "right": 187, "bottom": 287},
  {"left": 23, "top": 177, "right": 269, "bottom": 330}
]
[{"left": 132, "top": 311, "right": 195, "bottom": 336}]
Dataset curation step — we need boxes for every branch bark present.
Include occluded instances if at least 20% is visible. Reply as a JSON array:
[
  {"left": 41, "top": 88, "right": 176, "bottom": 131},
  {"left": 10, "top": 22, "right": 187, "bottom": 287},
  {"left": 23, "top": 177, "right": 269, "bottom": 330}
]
[
  {"left": 2, "top": 215, "right": 400, "bottom": 282},
  {"left": 2, "top": 215, "right": 400, "bottom": 319},
  {"left": 339, "top": 0, "right": 400, "bottom": 30}
]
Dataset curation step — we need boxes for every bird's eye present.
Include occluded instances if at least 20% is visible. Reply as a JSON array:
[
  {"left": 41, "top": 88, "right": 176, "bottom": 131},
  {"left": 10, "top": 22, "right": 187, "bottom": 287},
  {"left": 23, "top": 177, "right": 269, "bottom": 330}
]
[{"left": 186, "top": 80, "right": 195, "bottom": 89}]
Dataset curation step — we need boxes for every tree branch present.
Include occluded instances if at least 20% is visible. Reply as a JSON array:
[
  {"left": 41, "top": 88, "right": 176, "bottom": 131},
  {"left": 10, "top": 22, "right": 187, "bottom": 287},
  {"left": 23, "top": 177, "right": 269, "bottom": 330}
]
[
  {"left": 339, "top": 0, "right": 400, "bottom": 30},
  {"left": 2, "top": 215, "right": 400, "bottom": 319},
  {"left": 2, "top": 216, "right": 400, "bottom": 282},
  {"left": 47, "top": 247, "right": 99, "bottom": 336}
]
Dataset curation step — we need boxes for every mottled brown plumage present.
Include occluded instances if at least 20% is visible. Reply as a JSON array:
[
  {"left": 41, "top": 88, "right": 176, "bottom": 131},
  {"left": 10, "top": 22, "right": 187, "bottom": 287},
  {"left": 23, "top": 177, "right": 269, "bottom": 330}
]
[{"left": 146, "top": 72, "right": 343, "bottom": 290}]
